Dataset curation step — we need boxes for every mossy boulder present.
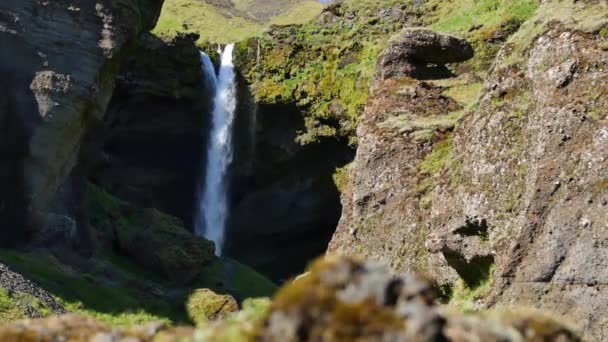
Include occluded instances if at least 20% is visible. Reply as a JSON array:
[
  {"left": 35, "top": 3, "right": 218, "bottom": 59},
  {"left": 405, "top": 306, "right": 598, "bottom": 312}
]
[
  {"left": 186, "top": 289, "right": 238, "bottom": 325},
  {"left": 88, "top": 184, "right": 215, "bottom": 283}
]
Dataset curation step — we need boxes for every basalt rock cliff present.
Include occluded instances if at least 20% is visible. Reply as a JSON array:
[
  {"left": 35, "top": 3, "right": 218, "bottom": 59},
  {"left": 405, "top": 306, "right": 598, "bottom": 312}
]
[
  {"left": 329, "top": 1, "right": 608, "bottom": 340},
  {"left": 0, "top": 0, "right": 163, "bottom": 247}
]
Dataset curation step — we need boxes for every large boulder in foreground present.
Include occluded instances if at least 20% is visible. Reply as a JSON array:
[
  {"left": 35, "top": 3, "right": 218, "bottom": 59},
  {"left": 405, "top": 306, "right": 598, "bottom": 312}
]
[
  {"left": 257, "top": 256, "right": 578, "bottom": 341},
  {"left": 186, "top": 289, "right": 238, "bottom": 325},
  {"left": 0, "top": 0, "right": 163, "bottom": 246},
  {"left": 0, "top": 256, "right": 579, "bottom": 341}
]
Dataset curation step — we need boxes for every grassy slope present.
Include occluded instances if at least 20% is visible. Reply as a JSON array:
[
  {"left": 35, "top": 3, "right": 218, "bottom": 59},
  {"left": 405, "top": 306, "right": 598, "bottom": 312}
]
[
  {"left": 0, "top": 185, "right": 276, "bottom": 326},
  {"left": 237, "top": 0, "right": 411, "bottom": 145},
  {"left": 154, "top": 0, "right": 324, "bottom": 43}
]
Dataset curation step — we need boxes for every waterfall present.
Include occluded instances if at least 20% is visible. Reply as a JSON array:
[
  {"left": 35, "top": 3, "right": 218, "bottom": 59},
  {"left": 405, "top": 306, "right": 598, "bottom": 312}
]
[
  {"left": 199, "top": 51, "right": 217, "bottom": 89},
  {"left": 196, "top": 44, "right": 237, "bottom": 256}
]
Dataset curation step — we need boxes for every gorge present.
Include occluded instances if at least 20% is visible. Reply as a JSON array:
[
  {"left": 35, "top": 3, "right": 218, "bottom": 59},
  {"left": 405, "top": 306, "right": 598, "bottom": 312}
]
[{"left": 0, "top": 0, "right": 607, "bottom": 341}]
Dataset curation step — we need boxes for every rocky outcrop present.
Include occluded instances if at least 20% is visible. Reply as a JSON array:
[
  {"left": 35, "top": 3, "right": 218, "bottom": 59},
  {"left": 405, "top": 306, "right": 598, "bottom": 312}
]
[
  {"left": 330, "top": 1, "right": 608, "bottom": 340},
  {"left": 0, "top": 0, "right": 164, "bottom": 246},
  {"left": 0, "top": 263, "right": 65, "bottom": 319},
  {"left": 259, "top": 256, "right": 579, "bottom": 341},
  {"left": 86, "top": 32, "right": 208, "bottom": 225},
  {"left": 88, "top": 183, "right": 215, "bottom": 284},
  {"left": 225, "top": 1, "right": 424, "bottom": 281},
  {"left": 378, "top": 29, "right": 474, "bottom": 79}
]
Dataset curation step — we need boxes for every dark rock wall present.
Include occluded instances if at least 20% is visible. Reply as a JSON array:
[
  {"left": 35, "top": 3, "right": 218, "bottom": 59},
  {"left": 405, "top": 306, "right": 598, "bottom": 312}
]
[
  {"left": 0, "top": 0, "right": 163, "bottom": 246},
  {"left": 227, "top": 97, "right": 354, "bottom": 281},
  {"left": 87, "top": 33, "right": 208, "bottom": 227}
]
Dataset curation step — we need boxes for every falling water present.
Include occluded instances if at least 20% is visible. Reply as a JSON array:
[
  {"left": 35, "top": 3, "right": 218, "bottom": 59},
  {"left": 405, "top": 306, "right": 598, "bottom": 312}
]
[
  {"left": 199, "top": 51, "right": 217, "bottom": 89},
  {"left": 195, "top": 44, "right": 237, "bottom": 256}
]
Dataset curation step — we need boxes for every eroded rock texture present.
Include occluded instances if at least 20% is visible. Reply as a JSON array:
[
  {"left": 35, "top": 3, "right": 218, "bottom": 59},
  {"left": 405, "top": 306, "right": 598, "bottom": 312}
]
[
  {"left": 330, "top": 2, "right": 608, "bottom": 340},
  {"left": 0, "top": 0, "right": 163, "bottom": 246}
]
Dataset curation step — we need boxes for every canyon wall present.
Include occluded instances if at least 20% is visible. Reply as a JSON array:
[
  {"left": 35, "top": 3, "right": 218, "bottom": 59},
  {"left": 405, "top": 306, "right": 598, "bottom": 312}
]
[
  {"left": 329, "top": 1, "right": 608, "bottom": 339},
  {"left": 0, "top": 0, "right": 164, "bottom": 246}
]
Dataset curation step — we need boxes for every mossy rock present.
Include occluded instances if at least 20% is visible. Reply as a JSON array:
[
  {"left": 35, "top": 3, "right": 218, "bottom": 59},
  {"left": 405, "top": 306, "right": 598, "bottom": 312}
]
[
  {"left": 186, "top": 289, "right": 238, "bottom": 325},
  {"left": 88, "top": 183, "right": 215, "bottom": 283}
]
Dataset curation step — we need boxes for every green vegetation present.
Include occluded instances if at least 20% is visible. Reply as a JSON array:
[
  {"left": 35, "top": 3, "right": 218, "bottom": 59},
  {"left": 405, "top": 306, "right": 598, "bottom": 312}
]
[
  {"left": 88, "top": 183, "right": 215, "bottom": 283},
  {"left": 196, "top": 297, "right": 271, "bottom": 340},
  {"left": 443, "top": 264, "right": 496, "bottom": 313},
  {"left": 196, "top": 258, "right": 277, "bottom": 301},
  {"left": 237, "top": 0, "right": 414, "bottom": 145},
  {"left": 0, "top": 250, "right": 178, "bottom": 326},
  {"left": 418, "top": 138, "right": 454, "bottom": 177},
  {"left": 332, "top": 162, "right": 354, "bottom": 193},
  {"left": 187, "top": 289, "right": 238, "bottom": 325},
  {"left": 154, "top": 0, "right": 324, "bottom": 44},
  {"left": 0, "top": 289, "right": 28, "bottom": 322},
  {"left": 426, "top": 0, "right": 539, "bottom": 70}
]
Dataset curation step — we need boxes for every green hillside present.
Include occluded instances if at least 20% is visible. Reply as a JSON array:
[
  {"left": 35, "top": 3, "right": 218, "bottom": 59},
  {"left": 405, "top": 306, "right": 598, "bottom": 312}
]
[{"left": 154, "top": 0, "right": 325, "bottom": 43}]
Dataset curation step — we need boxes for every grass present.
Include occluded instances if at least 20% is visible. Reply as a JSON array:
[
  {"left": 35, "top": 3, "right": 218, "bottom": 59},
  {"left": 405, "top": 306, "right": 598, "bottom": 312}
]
[
  {"left": 0, "top": 249, "right": 179, "bottom": 326},
  {"left": 418, "top": 138, "right": 454, "bottom": 177},
  {"left": 154, "top": 0, "right": 265, "bottom": 44},
  {"left": 196, "top": 258, "right": 277, "bottom": 301},
  {"left": 239, "top": 0, "right": 414, "bottom": 145},
  {"left": 444, "top": 264, "right": 496, "bottom": 313},
  {"left": 500, "top": 0, "right": 608, "bottom": 66},
  {"left": 425, "top": 0, "right": 539, "bottom": 71},
  {"left": 271, "top": 2, "right": 325, "bottom": 26}
]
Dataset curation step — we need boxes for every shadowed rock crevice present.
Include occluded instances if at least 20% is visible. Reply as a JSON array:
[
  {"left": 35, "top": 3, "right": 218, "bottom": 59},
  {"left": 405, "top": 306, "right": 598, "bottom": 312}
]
[
  {"left": 442, "top": 251, "right": 494, "bottom": 289},
  {"left": 453, "top": 217, "right": 489, "bottom": 240}
]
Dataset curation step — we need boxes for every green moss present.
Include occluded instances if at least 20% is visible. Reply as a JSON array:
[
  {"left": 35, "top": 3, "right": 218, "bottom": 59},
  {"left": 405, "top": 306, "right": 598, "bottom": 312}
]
[
  {"left": 0, "top": 250, "right": 177, "bottom": 326},
  {"left": 426, "top": 0, "right": 538, "bottom": 71},
  {"left": 88, "top": 183, "right": 215, "bottom": 283},
  {"left": 418, "top": 138, "right": 454, "bottom": 177},
  {"left": 0, "top": 289, "right": 26, "bottom": 322},
  {"left": 332, "top": 162, "right": 354, "bottom": 193},
  {"left": 195, "top": 297, "right": 271, "bottom": 341},
  {"left": 187, "top": 289, "right": 238, "bottom": 325},
  {"left": 501, "top": 0, "right": 608, "bottom": 66},
  {"left": 237, "top": 0, "right": 414, "bottom": 145},
  {"left": 195, "top": 259, "right": 277, "bottom": 301},
  {"left": 446, "top": 264, "right": 496, "bottom": 313}
]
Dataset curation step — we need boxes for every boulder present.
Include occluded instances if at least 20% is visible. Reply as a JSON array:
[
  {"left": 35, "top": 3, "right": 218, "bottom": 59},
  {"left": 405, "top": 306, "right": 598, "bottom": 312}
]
[
  {"left": 259, "top": 256, "right": 579, "bottom": 341},
  {"left": 186, "top": 288, "right": 238, "bottom": 325},
  {"left": 88, "top": 184, "right": 215, "bottom": 284},
  {"left": 378, "top": 29, "right": 474, "bottom": 79}
]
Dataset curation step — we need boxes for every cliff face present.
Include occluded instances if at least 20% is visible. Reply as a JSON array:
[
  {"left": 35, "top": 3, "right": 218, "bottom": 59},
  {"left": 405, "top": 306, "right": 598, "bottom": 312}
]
[
  {"left": 0, "top": 0, "right": 163, "bottom": 246},
  {"left": 329, "top": 1, "right": 608, "bottom": 339},
  {"left": 225, "top": 0, "right": 420, "bottom": 282},
  {"left": 86, "top": 32, "right": 208, "bottom": 226}
]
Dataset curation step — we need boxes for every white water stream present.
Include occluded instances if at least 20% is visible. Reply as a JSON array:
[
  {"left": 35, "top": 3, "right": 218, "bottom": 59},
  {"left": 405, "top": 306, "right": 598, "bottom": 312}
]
[{"left": 195, "top": 44, "right": 237, "bottom": 256}]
